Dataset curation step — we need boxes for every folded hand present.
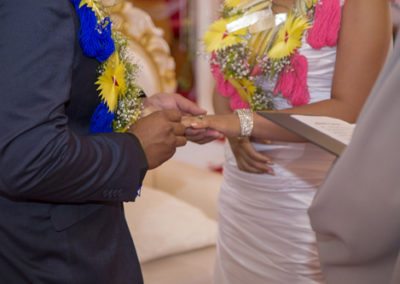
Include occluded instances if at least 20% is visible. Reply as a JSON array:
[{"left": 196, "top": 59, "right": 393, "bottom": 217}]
[
  {"left": 229, "top": 137, "right": 274, "bottom": 175},
  {"left": 143, "top": 93, "right": 206, "bottom": 116}
]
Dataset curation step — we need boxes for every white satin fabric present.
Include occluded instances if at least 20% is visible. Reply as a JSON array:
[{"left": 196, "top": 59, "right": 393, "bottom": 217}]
[
  {"left": 214, "top": 8, "right": 342, "bottom": 283},
  {"left": 215, "top": 143, "right": 335, "bottom": 283}
]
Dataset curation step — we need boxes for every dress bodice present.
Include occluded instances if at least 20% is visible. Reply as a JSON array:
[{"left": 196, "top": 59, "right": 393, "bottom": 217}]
[{"left": 262, "top": 0, "right": 345, "bottom": 110}]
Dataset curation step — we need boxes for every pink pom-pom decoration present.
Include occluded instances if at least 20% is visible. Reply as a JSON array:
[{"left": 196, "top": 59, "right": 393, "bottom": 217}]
[
  {"left": 228, "top": 92, "right": 250, "bottom": 110},
  {"left": 211, "top": 63, "right": 237, "bottom": 98},
  {"left": 307, "top": 0, "right": 342, "bottom": 49},
  {"left": 210, "top": 56, "right": 249, "bottom": 110},
  {"left": 250, "top": 64, "right": 263, "bottom": 77},
  {"left": 274, "top": 52, "right": 310, "bottom": 106}
]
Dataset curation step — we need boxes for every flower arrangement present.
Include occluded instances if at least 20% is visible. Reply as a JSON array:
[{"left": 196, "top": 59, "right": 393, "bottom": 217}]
[
  {"left": 71, "top": 0, "right": 143, "bottom": 133},
  {"left": 204, "top": 0, "right": 342, "bottom": 111}
]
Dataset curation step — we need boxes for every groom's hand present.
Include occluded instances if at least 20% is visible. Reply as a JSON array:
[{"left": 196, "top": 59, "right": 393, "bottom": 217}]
[
  {"left": 129, "top": 110, "right": 186, "bottom": 169},
  {"left": 182, "top": 115, "right": 223, "bottom": 144},
  {"left": 144, "top": 93, "right": 222, "bottom": 144},
  {"left": 143, "top": 93, "right": 206, "bottom": 116},
  {"left": 182, "top": 115, "right": 224, "bottom": 144},
  {"left": 185, "top": 127, "right": 223, "bottom": 144}
]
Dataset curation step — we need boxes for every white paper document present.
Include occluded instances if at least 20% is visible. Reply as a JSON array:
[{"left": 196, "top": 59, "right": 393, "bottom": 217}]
[{"left": 291, "top": 115, "right": 356, "bottom": 146}]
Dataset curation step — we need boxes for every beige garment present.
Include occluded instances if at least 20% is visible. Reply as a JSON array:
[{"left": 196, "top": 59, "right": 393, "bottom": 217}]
[{"left": 309, "top": 34, "right": 400, "bottom": 284}]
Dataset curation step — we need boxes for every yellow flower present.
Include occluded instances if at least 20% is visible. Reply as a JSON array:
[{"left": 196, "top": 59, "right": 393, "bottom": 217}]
[
  {"left": 204, "top": 18, "right": 247, "bottom": 52},
  {"left": 267, "top": 14, "right": 310, "bottom": 60},
  {"left": 239, "top": 78, "right": 257, "bottom": 98},
  {"left": 79, "top": 0, "right": 105, "bottom": 18},
  {"left": 305, "top": 0, "right": 317, "bottom": 9},
  {"left": 229, "top": 78, "right": 256, "bottom": 102},
  {"left": 224, "top": 0, "right": 249, "bottom": 8},
  {"left": 79, "top": 0, "right": 95, "bottom": 8},
  {"left": 96, "top": 52, "right": 127, "bottom": 111}
]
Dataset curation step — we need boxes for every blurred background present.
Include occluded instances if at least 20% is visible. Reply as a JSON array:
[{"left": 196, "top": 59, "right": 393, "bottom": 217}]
[{"left": 129, "top": 0, "right": 221, "bottom": 113}]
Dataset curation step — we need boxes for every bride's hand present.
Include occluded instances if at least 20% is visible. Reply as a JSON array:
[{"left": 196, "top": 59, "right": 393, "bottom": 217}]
[
  {"left": 182, "top": 115, "right": 224, "bottom": 144},
  {"left": 185, "top": 128, "right": 223, "bottom": 144},
  {"left": 182, "top": 114, "right": 241, "bottom": 138},
  {"left": 228, "top": 137, "right": 274, "bottom": 175}
]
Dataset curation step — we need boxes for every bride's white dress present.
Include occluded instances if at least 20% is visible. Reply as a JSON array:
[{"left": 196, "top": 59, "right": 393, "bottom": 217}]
[{"left": 214, "top": 38, "right": 339, "bottom": 283}]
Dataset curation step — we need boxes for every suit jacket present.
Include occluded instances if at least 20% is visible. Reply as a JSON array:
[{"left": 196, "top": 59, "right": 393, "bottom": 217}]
[
  {"left": 309, "top": 34, "right": 400, "bottom": 283},
  {"left": 0, "top": 1, "right": 147, "bottom": 283}
]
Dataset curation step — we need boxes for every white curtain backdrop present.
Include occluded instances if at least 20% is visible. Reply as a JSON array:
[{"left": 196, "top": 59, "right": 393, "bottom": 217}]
[{"left": 194, "top": 0, "right": 221, "bottom": 114}]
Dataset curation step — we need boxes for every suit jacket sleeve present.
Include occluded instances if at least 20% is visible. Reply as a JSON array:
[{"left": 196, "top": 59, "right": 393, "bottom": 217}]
[{"left": 0, "top": 0, "right": 148, "bottom": 203}]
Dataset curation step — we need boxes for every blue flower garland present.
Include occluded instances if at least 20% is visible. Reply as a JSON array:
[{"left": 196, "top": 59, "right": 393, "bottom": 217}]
[
  {"left": 70, "top": 0, "right": 142, "bottom": 133},
  {"left": 70, "top": 0, "right": 115, "bottom": 62}
]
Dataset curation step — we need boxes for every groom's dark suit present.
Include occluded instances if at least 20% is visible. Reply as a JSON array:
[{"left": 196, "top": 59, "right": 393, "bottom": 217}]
[{"left": 0, "top": 1, "right": 147, "bottom": 283}]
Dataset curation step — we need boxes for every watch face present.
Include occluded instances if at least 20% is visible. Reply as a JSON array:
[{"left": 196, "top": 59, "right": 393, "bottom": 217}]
[{"left": 391, "top": 0, "right": 400, "bottom": 27}]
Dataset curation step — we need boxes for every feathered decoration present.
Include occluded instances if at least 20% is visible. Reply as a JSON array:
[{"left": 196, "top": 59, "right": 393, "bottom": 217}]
[
  {"left": 96, "top": 52, "right": 127, "bottom": 111},
  {"left": 268, "top": 14, "right": 310, "bottom": 60},
  {"left": 204, "top": 18, "right": 247, "bottom": 52}
]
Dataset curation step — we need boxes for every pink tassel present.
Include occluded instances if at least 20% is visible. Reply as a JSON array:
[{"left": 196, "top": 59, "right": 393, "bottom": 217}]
[
  {"left": 229, "top": 93, "right": 250, "bottom": 110},
  {"left": 211, "top": 63, "right": 236, "bottom": 97},
  {"left": 210, "top": 61, "right": 249, "bottom": 110},
  {"left": 250, "top": 64, "right": 263, "bottom": 77},
  {"left": 274, "top": 53, "right": 310, "bottom": 106},
  {"left": 307, "top": 0, "right": 342, "bottom": 49}
]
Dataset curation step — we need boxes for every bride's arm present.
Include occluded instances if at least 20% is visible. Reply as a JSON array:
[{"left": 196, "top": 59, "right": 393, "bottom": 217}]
[
  {"left": 213, "top": 92, "right": 274, "bottom": 174},
  {"left": 189, "top": 0, "right": 392, "bottom": 141}
]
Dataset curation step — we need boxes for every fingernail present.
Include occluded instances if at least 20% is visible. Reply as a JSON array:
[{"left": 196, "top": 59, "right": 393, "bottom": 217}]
[
  {"left": 267, "top": 161, "right": 274, "bottom": 165},
  {"left": 191, "top": 123, "right": 198, "bottom": 127},
  {"left": 266, "top": 169, "right": 275, "bottom": 175}
]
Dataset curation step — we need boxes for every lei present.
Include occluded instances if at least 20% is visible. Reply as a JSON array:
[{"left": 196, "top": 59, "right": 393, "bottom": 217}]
[
  {"left": 204, "top": 0, "right": 342, "bottom": 111},
  {"left": 70, "top": 0, "right": 143, "bottom": 133}
]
